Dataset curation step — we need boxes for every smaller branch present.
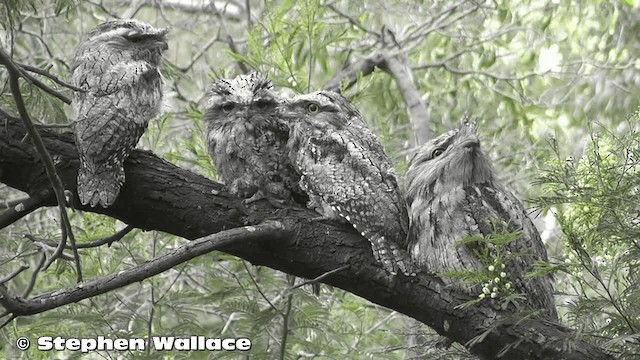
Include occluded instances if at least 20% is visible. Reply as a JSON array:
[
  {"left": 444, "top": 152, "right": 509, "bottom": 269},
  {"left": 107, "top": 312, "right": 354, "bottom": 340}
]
[
  {"left": 123, "top": 0, "right": 244, "bottom": 19},
  {"left": 279, "top": 276, "right": 295, "bottom": 360},
  {"left": 242, "top": 260, "right": 280, "bottom": 313},
  {"left": 22, "top": 253, "right": 46, "bottom": 298},
  {"left": 16, "top": 62, "right": 84, "bottom": 93},
  {"left": 0, "top": 263, "right": 29, "bottom": 284},
  {"left": 26, "top": 225, "right": 134, "bottom": 250},
  {"left": 401, "top": 1, "right": 478, "bottom": 47},
  {"left": 175, "top": 36, "right": 221, "bottom": 73},
  {"left": 441, "top": 63, "right": 547, "bottom": 82},
  {"left": 14, "top": 64, "right": 72, "bottom": 105},
  {"left": 210, "top": 2, "right": 250, "bottom": 73},
  {"left": 0, "top": 47, "right": 82, "bottom": 282},
  {"left": 0, "top": 314, "right": 16, "bottom": 329},
  {"left": 80, "top": 225, "right": 135, "bottom": 249},
  {"left": 121, "top": 0, "right": 146, "bottom": 18},
  {"left": 323, "top": 51, "right": 387, "bottom": 92},
  {"left": 0, "top": 107, "right": 18, "bottom": 122},
  {"left": 18, "top": 29, "right": 55, "bottom": 59},
  {"left": 380, "top": 54, "right": 431, "bottom": 145},
  {"left": 26, "top": 235, "right": 75, "bottom": 262},
  {"left": 0, "top": 191, "right": 49, "bottom": 230},
  {"left": 0, "top": 222, "right": 287, "bottom": 318},
  {"left": 286, "top": 265, "right": 350, "bottom": 293},
  {"left": 325, "top": 4, "right": 381, "bottom": 40},
  {"left": 245, "top": 0, "right": 252, "bottom": 27}
]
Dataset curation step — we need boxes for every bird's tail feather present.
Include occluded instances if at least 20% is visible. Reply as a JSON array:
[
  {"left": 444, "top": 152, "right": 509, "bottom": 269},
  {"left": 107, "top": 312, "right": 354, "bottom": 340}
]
[{"left": 77, "top": 165, "right": 125, "bottom": 208}]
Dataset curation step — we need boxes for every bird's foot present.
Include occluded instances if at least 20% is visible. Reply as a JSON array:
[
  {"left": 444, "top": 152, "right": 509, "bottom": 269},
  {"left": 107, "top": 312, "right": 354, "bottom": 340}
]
[
  {"left": 242, "top": 191, "right": 288, "bottom": 208},
  {"left": 307, "top": 214, "right": 333, "bottom": 223}
]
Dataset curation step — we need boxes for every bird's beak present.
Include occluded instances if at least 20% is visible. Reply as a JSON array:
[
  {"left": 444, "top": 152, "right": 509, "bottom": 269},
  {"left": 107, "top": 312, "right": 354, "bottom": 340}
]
[
  {"left": 459, "top": 135, "right": 480, "bottom": 149},
  {"left": 153, "top": 27, "right": 169, "bottom": 51},
  {"left": 456, "top": 122, "right": 480, "bottom": 150}
]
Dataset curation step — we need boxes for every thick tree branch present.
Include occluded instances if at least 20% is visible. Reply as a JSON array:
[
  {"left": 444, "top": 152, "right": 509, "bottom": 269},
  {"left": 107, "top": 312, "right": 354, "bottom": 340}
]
[{"left": 0, "top": 115, "right": 613, "bottom": 360}]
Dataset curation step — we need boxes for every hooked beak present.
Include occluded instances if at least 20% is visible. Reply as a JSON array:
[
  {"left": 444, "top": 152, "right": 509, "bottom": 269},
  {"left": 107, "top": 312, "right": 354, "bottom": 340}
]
[
  {"left": 455, "top": 121, "right": 480, "bottom": 151},
  {"left": 153, "top": 27, "right": 169, "bottom": 51}
]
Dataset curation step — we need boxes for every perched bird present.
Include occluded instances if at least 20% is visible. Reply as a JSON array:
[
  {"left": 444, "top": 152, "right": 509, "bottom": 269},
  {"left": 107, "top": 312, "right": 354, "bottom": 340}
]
[
  {"left": 203, "top": 73, "right": 305, "bottom": 206},
  {"left": 405, "top": 122, "right": 557, "bottom": 318},
  {"left": 282, "top": 90, "right": 413, "bottom": 276},
  {"left": 72, "top": 19, "right": 168, "bottom": 207}
]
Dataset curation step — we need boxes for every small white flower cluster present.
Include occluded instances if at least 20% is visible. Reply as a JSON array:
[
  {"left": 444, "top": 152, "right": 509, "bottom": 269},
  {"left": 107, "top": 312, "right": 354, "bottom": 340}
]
[
  {"left": 564, "top": 250, "right": 614, "bottom": 278},
  {"left": 478, "top": 263, "right": 512, "bottom": 300}
]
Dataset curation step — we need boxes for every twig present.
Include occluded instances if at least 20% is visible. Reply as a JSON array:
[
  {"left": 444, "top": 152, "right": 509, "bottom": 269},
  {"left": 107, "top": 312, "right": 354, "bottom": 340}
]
[
  {"left": 0, "top": 313, "right": 16, "bottom": 329},
  {"left": 242, "top": 260, "right": 280, "bottom": 313},
  {"left": 18, "top": 29, "right": 56, "bottom": 61},
  {"left": 245, "top": 0, "right": 252, "bottom": 27},
  {"left": 210, "top": 1, "right": 250, "bottom": 73},
  {"left": 0, "top": 263, "right": 29, "bottom": 284},
  {"left": 279, "top": 275, "right": 294, "bottom": 360},
  {"left": 175, "top": 36, "right": 221, "bottom": 73},
  {"left": 0, "top": 47, "right": 82, "bottom": 282},
  {"left": 25, "top": 224, "right": 134, "bottom": 250},
  {"left": 26, "top": 235, "right": 75, "bottom": 262},
  {"left": 13, "top": 63, "right": 73, "bottom": 105},
  {"left": 22, "top": 252, "right": 46, "bottom": 298},
  {"left": 81, "top": 225, "right": 135, "bottom": 248},
  {"left": 286, "top": 265, "right": 350, "bottom": 292},
  {"left": 325, "top": 3, "right": 381, "bottom": 39},
  {"left": 0, "top": 107, "right": 18, "bottom": 121},
  {"left": 17, "top": 62, "right": 84, "bottom": 92}
]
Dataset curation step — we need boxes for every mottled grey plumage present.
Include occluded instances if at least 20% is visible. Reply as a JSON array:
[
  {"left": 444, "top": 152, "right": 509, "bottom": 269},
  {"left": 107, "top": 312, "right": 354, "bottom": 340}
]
[
  {"left": 282, "top": 90, "right": 413, "bottom": 276},
  {"left": 203, "top": 73, "right": 305, "bottom": 205},
  {"left": 405, "top": 123, "right": 557, "bottom": 318},
  {"left": 72, "top": 19, "right": 168, "bottom": 207}
]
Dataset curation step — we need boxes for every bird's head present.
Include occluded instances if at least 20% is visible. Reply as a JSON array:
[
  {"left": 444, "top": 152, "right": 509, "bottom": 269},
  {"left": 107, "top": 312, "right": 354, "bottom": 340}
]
[
  {"left": 203, "top": 72, "right": 281, "bottom": 128},
  {"left": 405, "top": 121, "right": 494, "bottom": 202},
  {"left": 280, "top": 90, "right": 361, "bottom": 133},
  {"left": 74, "top": 19, "right": 168, "bottom": 68}
]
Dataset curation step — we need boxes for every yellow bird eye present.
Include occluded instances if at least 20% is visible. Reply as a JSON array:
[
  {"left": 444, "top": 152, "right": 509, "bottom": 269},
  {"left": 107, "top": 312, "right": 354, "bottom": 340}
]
[
  {"left": 222, "top": 103, "right": 235, "bottom": 112},
  {"left": 431, "top": 148, "right": 444, "bottom": 158},
  {"left": 307, "top": 103, "right": 320, "bottom": 113}
]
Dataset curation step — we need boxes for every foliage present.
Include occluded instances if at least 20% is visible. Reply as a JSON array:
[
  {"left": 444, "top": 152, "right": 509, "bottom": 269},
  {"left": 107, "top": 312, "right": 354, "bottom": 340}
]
[
  {"left": 442, "top": 230, "right": 519, "bottom": 305},
  {"left": 533, "top": 111, "right": 640, "bottom": 358}
]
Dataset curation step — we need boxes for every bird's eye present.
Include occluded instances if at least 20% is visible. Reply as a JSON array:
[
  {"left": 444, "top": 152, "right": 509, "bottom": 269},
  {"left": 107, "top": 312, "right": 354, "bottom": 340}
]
[
  {"left": 307, "top": 103, "right": 320, "bottom": 113},
  {"left": 431, "top": 148, "right": 444, "bottom": 158},
  {"left": 125, "top": 34, "right": 146, "bottom": 43},
  {"left": 254, "top": 100, "right": 272, "bottom": 109},
  {"left": 222, "top": 103, "right": 235, "bottom": 112}
]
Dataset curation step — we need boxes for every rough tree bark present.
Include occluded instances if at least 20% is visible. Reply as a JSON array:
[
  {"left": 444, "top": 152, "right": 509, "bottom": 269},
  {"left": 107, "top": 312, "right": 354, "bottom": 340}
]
[{"left": 0, "top": 114, "right": 613, "bottom": 360}]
